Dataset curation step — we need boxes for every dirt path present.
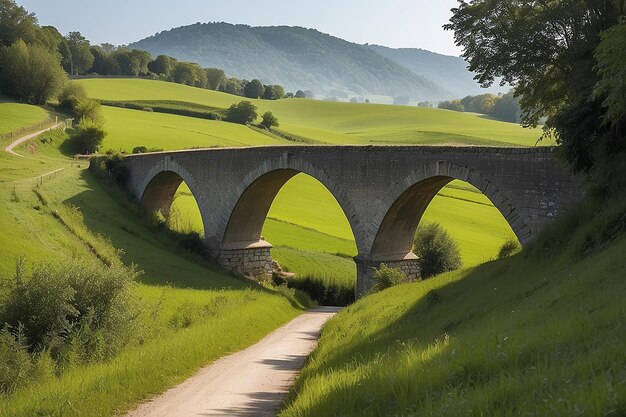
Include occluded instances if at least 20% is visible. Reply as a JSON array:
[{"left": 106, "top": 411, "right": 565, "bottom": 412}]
[
  {"left": 124, "top": 306, "right": 340, "bottom": 417},
  {"left": 4, "top": 122, "right": 63, "bottom": 157}
]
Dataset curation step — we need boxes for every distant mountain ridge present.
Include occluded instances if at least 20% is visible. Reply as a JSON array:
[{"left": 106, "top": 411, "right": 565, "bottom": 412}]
[
  {"left": 129, "top": 22, "right": 498, "bottom": 101},
  {"left": 364, "top": 44, "right": 506, "bottom": 98}
]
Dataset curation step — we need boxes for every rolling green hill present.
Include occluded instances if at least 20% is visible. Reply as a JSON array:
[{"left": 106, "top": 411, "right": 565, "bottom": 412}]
[
  {"left": 79, "top": 78, "right": 547, "bottom": 147},
  {"left": 129, "top": 23, "right": 448, "bottom": 100}
]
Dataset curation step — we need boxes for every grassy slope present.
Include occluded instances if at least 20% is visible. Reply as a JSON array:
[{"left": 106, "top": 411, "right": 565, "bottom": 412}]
[
  {"left": 81, "top": 79, "right": 520, "bottom": 285},
  {"left": 0, "top": 132, "right": 302, "bottom": 416},
  {"left": 0, "top": 99, "right": 50, "bottom": 135},
  {"left": 280, "top": 197, "right": 626, "bottom": 416}
]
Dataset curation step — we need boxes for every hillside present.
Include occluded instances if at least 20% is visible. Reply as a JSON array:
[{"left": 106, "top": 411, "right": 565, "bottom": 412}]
[
  {"left": 280, "top": 191, "right": 626, "bottom": 416},
  {"left": 0, "top": 127, "right": 304, "bottom": 416},
  {"left": 129, "top": 23, "right": 450, "bottom": 100},
  {"left": 365, "top": 44, "right": 507, "bottom": 98}
]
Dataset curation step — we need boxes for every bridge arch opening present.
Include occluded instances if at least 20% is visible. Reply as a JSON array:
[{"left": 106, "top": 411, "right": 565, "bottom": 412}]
[
  {"left": 368, "top": 170, "right": 523, "bottom": 289},
  {"left": 220, "top": 169, "right": 358, "bottom": 288},
  {"left": 139, "top": 170, "right": 206, "bottom": 236}
]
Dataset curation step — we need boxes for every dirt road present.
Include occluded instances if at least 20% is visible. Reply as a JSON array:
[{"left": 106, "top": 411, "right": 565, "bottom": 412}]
[
  {"left": 4, "top": 122, "right": 62, "bottom": 157},
  {"left": 124, "top": 306, "right": 340, "bottom": 417}
]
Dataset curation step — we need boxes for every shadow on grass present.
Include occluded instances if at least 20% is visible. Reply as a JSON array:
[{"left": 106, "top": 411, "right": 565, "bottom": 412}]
[{"left": 63, "top": 169, "right": 250, "bottom": 290}]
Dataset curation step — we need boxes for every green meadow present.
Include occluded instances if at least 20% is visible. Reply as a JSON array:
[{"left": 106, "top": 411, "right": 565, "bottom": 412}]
[
  {"left": 0, "top": 98, "right": 50, "bottom": 135},
  {"left": 78, "top": 79, "right": 524, "bottom": 289},
  {"left": 78, "top": 78, "right": 549, "bottom": 146}
]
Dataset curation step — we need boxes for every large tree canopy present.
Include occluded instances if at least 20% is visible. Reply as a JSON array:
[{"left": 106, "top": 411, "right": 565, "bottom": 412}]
[
  {"left": 445, "top": 0, "right": 625, "bottom": 171},
  {"left": 0, "top": 39, "right": 66, "bottom": 103}
]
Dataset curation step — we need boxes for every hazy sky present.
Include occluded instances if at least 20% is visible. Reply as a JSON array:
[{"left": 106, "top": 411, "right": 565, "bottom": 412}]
[{"left": 18, "top": 0, "right": 463, "bottom": 56}]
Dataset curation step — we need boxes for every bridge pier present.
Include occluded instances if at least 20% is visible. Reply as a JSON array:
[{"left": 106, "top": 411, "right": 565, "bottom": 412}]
[
  {"left": 216, "top": 240, "right": 273, "bottom": 277},
  {"left": 355, "top": 253, "right": 421, "bottom": 297}
]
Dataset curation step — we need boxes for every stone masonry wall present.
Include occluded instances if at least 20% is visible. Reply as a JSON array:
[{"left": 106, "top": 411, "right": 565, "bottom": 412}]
[{"left": 217, "top": 246, "right": 273, "bottom": 277}]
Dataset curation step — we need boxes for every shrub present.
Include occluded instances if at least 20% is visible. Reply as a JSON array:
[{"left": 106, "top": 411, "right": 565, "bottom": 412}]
[
  {"left": 73, "top": 98, "right": 104, "bottom": 125},
  {"left": 71, "top": 122, "right": 107, "bottom": 154},
  {"left": 498, "top": 239, "right": 521, "bottom": 258},
  {"left": 226, "top": 100, "right": 258, "bottom": 124},
  {"left": 279, "top": 275, "right": 354, "bottom": 306},
  {"left": 260, "top": 111, "right": 279, "bottom": 129},
  {"left": 0, "top": 326, "right": 32, "bottom": 394},
  {"left": 372, "top": 264, "right": 406, "bottom": 292},
  {"left": 58, "top": 81, "right": 88, "bottom": 109},
  {"left": 413, "top": 223, "right": 462, "bottom": 278},
  {"left": 0, "top": 259, "right": 139, "bottom": 366},
  {"left": 132, "top": 146, "right": 148, "bottom": 154}
]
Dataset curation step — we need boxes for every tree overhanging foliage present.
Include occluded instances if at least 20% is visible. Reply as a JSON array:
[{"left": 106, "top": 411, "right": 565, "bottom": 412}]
[{"left": 445, "top": 0, "right": 626, "bottom": 172}]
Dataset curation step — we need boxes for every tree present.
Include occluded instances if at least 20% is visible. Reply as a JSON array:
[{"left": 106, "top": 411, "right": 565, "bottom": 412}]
[
  {"left": 593, "top": 22, "right": 626, "bottom": 125},
  {"left": 295, "top": 90, "right": 306, "bottom": 98},
  {"left": 445, "top": 0, "right": 625, "bottom": 172},
  {"left": 130, "top": 49, "right": 151, "bottom": 75},
  {"left": 71, "top": 121, "right": 106, "bottom": 154},
  {"left": 73, "top": 98, "right": 104, "bottom": 125},
  {"left": 413, "top": 223, "right": 462, "bottom": 278},
  {"left": 491, "top": 93, "right": 520, "bottom": 123},
  {"left": 243, "top": 79, "right": 264, "bottom": 98},
  {"left": 114, "top": 49, "right": 140, "bottom": 75},
  {"left": 262, "top": 84, "right": 285, "bottom": 100},
  {"left": 171, "top": 61, "right": 207, "bottom": 87},
  {"left": 221, "top": 77, "right": 244, "bottom": 95},
  {"left": 260, "top": 111, "right": 279, "bottom": 129},
  {"left": 66, "top": 31, "right": 93, "bottom": 75},
  {"left": 0, "top": 39, "right": 66, "bottom": 104},
  {"left": 205, "top": 67, "right": 226, "bottom": 90},
  {"left": 89, "top": 45, "right": 119, "bottom": 75},
  {"left": 0, "top": 0, "right": 39, "bottom": 47},
  {"left": 226, "top": 100, "right": 257, "bottom": 124},
  {"left": 148, "top": 55, "right": 176, "bottom": 77}
]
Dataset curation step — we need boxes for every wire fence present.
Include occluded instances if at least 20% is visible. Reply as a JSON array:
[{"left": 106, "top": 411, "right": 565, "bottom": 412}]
[{"left": 0, "top": 116, "right": 59, "bottom": 141}]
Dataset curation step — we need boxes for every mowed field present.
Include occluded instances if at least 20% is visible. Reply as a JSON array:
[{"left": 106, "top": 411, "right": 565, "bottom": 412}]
[
  {"left": 77, "top": 79, "right": 528, "bottom": 286},
  {"left": 0, "top": 98, "right": 50, "bottom": 135}
]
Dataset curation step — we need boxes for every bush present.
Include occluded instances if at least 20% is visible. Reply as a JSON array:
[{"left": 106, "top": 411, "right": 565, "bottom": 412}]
[
  {"left": 58, "top": 81, "right": 88, "bottom": 109},
  {"left": 413, "top": 223, "right": 462, "bottom": 278},
  {"left": 278, "top": 275, "right": 354, "bottom": 306},
  {"left": 74, "top": 98, "right": 104, "bottom": 125},
  {"left": 498, "top": 239, "right": 521, "bottom": 258},
  {"left": 226, "top": 100, "right": 258, "bottom": 124},
  {"left": 0, "top": 259, "right": 138, "bottom": 367},
  {"left": 71, "top": 122, "right": 107, "bottom": 154},
  {"left": 372, "top": 264, "right": 406, "bottom": 292},
  {"left": 132, "top": 146, "right": 148, "bottom": 154}
]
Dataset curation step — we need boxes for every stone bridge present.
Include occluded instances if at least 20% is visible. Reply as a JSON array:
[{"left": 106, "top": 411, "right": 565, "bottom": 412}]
[{"left": 117, "top": 145, "right": 584, "bottom": 296}]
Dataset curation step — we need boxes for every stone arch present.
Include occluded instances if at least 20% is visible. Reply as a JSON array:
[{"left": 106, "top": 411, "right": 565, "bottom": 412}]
[
  {"left": 369, "top": 160, "right": 530, "bottom": 262},
  {"left": 137, "top": 157, "right": 209, "bottom": 236},
  {"left": 216, "top": 154, "right": 362, "bottom": 252}
]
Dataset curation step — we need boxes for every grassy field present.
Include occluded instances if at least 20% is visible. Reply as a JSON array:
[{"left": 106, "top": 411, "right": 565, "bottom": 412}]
[
  {"left": 279, "top": 194, "right": 626, "bottom": 417},
  {"left": 0, "top": 98, "right": 50, "bottom": 135},
  {"left": 101, "top": 105, "right": 282, "bottom": 151},
  {"left": 0, "top": 131, "right": 305, "bottom": 416},
  {"left": 78, "top": 78, "right": 549, "bottom": 147}
]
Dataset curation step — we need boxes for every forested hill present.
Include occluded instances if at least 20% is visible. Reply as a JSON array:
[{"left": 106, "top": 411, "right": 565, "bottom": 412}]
[
  {"left": 365, "top": 44, "right": 507, "bottom": 98},
  {"left": 129, "top": 23, "right": 451, "bottom": 101}
]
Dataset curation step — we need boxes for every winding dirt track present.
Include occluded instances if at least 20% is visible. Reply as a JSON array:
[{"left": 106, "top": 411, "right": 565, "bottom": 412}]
[
  {"left": 4, "top": 122, "right": 62, "bottom": 157},
  {"left": 124, "top": 306, "right": 340, "bottom": 417}
]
